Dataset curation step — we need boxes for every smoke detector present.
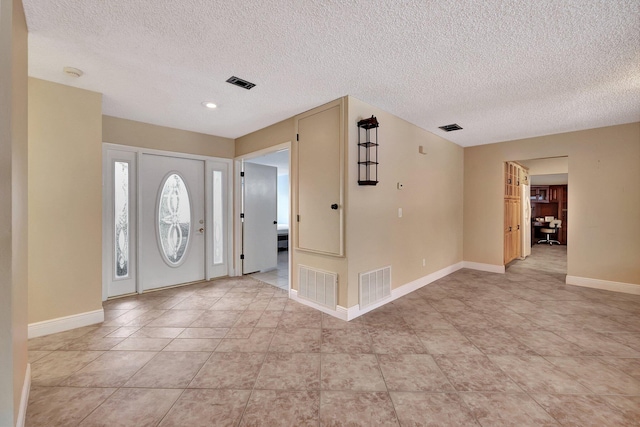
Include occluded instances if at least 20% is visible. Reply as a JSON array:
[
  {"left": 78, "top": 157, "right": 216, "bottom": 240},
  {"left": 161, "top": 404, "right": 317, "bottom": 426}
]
[{"left": 63, "top": 67, "right": 84, "bottom": 78}]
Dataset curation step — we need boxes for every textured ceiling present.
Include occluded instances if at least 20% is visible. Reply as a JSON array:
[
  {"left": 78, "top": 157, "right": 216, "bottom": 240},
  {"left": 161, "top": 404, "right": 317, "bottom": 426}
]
[{"left": 24, "top": 0, "right": 640, "bottom": 147}]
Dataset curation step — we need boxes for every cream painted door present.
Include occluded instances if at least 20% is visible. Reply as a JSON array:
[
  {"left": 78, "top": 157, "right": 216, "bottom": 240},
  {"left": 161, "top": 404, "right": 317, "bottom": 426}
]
[
  {"left": 296, "top": 101, "right": 343, "bottom": 256},
  {"left": 242, "top": 162, "right": 278, "bottom": 274},
  {"left": 140, "top": 154, "right": 205, "bottom": 290}
]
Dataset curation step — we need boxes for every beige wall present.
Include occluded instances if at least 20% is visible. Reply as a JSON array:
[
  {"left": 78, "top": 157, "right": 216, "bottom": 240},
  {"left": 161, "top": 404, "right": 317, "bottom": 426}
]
[
  {"left": 519, "top": 157, "right": 568, "bottom": 175},
  {"left": 464, "top": 122, "right": 640, "bottom": 286},
  {"left": 103, "top": 115, "right": 235, "bottom": 158},
  {"left": 235, "top": 118, "right": 294, "bottom": 157},
  {"left": 28, "top": 78, "right": 104, "bottom": 323},
  {"left": 235, "top": 96, "right": 464, "bottom": 308},
  {"left": 0, "top": 0, "right": 28, "bottom": 423},
  {"left": 346, "top": 97, "right": 464, "bottom": 306}
]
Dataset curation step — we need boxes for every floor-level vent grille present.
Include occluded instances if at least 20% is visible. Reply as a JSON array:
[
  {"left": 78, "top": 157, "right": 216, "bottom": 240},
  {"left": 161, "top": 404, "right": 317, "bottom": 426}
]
[
  {"left": 298, "top": 265, "right": 337, "bottom": 310},
  {"left": 359, "top": 266, "right": 391, "bottom": 308}
]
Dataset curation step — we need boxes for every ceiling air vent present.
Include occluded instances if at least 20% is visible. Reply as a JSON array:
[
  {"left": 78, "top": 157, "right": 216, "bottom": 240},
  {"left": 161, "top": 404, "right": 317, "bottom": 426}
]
[
  {"left": 226, "top": 76, "right": 256, "bottom": 90},
  {"left": 438, "top": 123, "right": 463, "bottom": 132}
]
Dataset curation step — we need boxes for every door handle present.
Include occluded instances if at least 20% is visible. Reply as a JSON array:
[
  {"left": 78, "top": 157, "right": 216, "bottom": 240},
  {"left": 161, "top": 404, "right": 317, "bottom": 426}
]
[
  {"left": 331, "top": 203, "right": 339, "bottom": 210},
  {"left": 273, "top": 221, "right": 277, "bottom": 224},
  {"left": 199, "top": 228, "right": 204, "bottom": 233}
]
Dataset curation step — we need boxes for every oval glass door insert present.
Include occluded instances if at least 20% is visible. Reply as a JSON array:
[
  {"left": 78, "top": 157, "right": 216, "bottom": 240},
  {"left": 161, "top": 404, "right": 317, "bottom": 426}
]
[{"left": 158, "top": 173, "right": 191, "bottom": 265}]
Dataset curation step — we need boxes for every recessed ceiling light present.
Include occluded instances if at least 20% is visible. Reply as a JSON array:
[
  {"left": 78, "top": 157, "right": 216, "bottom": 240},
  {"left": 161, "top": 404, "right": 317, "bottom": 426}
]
[
  {"left": 63, "top": 66, "right": 84, "bottom": 78},
  {"left": 201, "top": 101, "right": 217, "bottom": 109}
]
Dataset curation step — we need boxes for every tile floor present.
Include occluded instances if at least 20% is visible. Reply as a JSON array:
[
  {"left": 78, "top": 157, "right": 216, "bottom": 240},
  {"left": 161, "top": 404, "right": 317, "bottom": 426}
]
[
  {"left": 26, "top": 245, "right": 640, "bottom": 426},
  {"left": 248, "top": 250, "right": 289, "bottom": 290}
]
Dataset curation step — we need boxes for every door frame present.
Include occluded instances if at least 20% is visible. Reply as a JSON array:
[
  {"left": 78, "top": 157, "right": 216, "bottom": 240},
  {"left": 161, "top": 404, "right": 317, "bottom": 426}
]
[
  {"left": 102, "top": 143, "right": 234, "bottom": 300},
  {"left": 233, "top": 142, "right": 292, "bottom": 289}
]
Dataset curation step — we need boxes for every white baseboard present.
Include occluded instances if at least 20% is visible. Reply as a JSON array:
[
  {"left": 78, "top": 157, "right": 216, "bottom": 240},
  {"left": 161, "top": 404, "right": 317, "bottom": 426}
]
[
  {"left": 291, "top": 262, "right": 465, "bottom": 321},
  {"left": 28, "top": 309, "right": 105, "bottom": 339},
  {"left": 16, "top": 363, "right": 30, "bottom": 427},
  {"left": 462, "top": 261, "right": 505, "bottom": 274},
  {"left": 289, "top": 289, "right": 348, "bottom": 321},
  {"left": 566, "top": 276, "right": 640, "bottom": 295}
]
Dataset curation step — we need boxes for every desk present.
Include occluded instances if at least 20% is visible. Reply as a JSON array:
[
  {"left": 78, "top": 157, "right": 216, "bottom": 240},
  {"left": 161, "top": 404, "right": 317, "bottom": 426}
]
[{"left": 531, "top": 221, "right": 550, "bottom": 245}]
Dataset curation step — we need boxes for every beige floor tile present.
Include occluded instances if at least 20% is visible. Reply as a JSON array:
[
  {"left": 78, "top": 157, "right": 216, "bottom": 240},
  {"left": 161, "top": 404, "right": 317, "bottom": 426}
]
[
  {"left": 532, "top": 393, "right": 633, "bottom": 427},
  {"left": 416, "top": 328, "right": 482, "bottom": 355},
  {"left": 255, "top": 353, "right": 320, "bottom": 390},
  {"left": 233, "top": 310, "right": 264, "bottom": 328},
  {"left": 159, "top": 389, "right": 251, "bottom": 427},
  {"left": 378, "top": 354, "right": 454, "bottom": 392},
  {"left": 599, "top": 356, "right": 640, "bottom": 379},
  {"left": 189, "top": 352, "right": 265, "bottom": 389},
  {"left": 546, "top": 356, "right": 640, "bottom": 394},
  {"left": 269, "top": 327, "right": 320, "bottom": 353},
  {"left": 240, "top": 390, "right": 318, "bottom": 427},
  {"left": 433, "top": 355, "right": 522, "bottom": 392},
  {"left": 145, "top": 309, "right": 206, "bottom": 327},
  {"left": 26, "top": 386, "right": 116, "bottom": 427},
  {"left": 31, "top": 351, "right": 104, "bottom": 386},
  {"left": 189, "top": 310, "right": 243, "bottom": 328},
  {"left": 111, "top": 337, "right": 172, "bottom": 351},
  {"left": 176, "top": 327, "right": 229, "bottom": 339},
  {"left": 278, "top": 310, "right": 322, "bottom": 329},
  {"left": 58, "top": 336, "right": 125, "bottom": 351},
  {"left": 369, "top": 328, "right": 425, "bottom": 354},
  {"left": 390, "top": 392, "right": 479, "bottom": 426},
  {"left": 125, "top": 351, "right": 210, "bottom": 388},
  {"left": 489, "top": 355, "right": 590, "bottom": 394},
  {"left": 215, "top": 328, "right": 274, "bottom": 352},
  {"left": 60, "top": 351, "right": 157, "bottom": 387},
  {"left": 321, "top": 353, "right": 386, "bottom": 391},
  {"left": 321, "top": 328, "right": 372, "bottom": 354},
  {"left": 319, "top": 391, "right": 398, "bottom": 426},
  {"left": 27, "top": 350, "right": 52, "bottom": 364},
  {"left": 79, "top": 388, "right": 182, "bottom": 427},
  {"left": 460, "top": 392, "right": 559, "bottom": 426},
  {"left": 130, "top": 326, "right": 185, "bottom": 338},
  {"left": 163, "top": 338, "right": 221, "bottom": 352}
]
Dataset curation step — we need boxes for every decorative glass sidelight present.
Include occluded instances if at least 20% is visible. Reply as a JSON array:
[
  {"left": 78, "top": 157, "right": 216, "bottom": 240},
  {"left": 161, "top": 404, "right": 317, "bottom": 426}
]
[
  {"left": 158, "top": 173, "right": 191, "bottom": 265},
  {"left": 213, "top": 171, "right": 223, "bottom": 265},
  {"left": 114, "top": 162, "right": 129, "bottom": 278}
]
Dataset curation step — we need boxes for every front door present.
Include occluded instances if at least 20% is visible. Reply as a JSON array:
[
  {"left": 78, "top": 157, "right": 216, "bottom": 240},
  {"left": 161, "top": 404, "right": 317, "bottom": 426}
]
[{"left": 140, "top": 154, "right": 206, "bottom": 290}]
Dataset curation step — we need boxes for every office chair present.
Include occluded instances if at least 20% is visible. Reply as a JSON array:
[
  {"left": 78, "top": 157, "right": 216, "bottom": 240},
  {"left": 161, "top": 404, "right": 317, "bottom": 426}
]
[{"left": 538, "top": 219, "right": 562, "bottom": 245}]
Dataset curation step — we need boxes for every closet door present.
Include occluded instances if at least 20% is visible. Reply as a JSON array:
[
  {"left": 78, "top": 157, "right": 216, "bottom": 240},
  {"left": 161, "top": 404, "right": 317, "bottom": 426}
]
[{"left": 296, "top": 100, "right": 344, "bottom": 256}]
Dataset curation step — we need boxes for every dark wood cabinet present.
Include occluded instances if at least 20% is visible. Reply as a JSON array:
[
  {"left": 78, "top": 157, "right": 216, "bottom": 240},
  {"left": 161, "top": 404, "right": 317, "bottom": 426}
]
[{"left": 531, "top": 186, "right": 549, "bottom": 203}]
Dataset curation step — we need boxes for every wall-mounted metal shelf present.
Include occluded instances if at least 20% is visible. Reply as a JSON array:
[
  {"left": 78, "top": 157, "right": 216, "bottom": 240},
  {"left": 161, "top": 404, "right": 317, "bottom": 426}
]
[{"left": 357, "top": 116, "right": 379, "bottom": 186}]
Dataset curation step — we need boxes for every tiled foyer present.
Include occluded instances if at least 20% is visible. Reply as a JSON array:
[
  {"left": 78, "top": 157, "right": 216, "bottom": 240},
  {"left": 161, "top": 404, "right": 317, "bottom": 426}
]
[{"left": 26, "top": 246, "right": 640, "bottom": 426}]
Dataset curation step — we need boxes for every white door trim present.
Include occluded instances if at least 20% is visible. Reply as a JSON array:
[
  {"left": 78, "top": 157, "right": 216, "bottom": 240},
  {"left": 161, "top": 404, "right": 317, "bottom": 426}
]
[
  {"left": 102, "top": 143, "right": 233, "bottom": 300},
  {"left": 234, "top": 142, "right": 292, "bottom": 285}
]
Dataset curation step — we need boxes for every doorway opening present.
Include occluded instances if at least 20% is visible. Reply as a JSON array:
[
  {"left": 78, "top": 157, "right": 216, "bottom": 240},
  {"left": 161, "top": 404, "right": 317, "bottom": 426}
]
[
  {"left": 506, "top": 156, "right": 568, "bottom": 276},
  {"left": 239, "top": 147, "right": 290, "bottom": 291}
]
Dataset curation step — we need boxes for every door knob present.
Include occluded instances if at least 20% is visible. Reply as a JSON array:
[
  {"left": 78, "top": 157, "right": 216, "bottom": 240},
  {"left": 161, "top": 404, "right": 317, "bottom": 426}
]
[
  {"left": 199, "top": 228, "right": 204, "bottom": 233},
  {"left": 331, "top": 203, "right": 339, "bottom": 210},
  {"left": 273, "top": 221, "right": 277, "bottom": 224}
]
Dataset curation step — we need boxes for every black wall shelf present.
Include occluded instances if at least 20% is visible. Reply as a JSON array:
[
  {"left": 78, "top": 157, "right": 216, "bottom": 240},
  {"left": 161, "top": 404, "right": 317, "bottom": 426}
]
[{"left": 357, "top": 116, "right": 379, "bottom": 186}]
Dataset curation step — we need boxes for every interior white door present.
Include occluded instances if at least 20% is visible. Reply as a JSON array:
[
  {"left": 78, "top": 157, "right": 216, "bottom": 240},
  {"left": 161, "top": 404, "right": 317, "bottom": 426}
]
[
  {"left": 242, "top": 162, "right": 277, "bottom": 274},
  {"left": 140, "top": 154, "right": 205, "bottom": 290}
]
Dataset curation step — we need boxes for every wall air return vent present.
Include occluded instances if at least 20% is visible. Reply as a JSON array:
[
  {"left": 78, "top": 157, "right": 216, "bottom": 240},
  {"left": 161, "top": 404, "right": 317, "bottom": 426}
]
[
  {"left": 438, "top": 123, "right": 463, "bottom": 132},
  {"left": 226, "top": 76, "right": 256, "bottom": 90}
]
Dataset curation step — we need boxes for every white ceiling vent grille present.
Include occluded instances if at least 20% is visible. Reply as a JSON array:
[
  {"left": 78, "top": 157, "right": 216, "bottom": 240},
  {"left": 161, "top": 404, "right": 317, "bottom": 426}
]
[
  {"left": 438, "top": 123, "right": 463, "bottom": 132},
  {"left": 359, "top": 266, "right": 391, "bottom": 309},
  {"left": 226, "top": 76, "right": 256, "bottom": 90},
  {"left": 298, "top": 265, "right": 337, "bottom": 310}
]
